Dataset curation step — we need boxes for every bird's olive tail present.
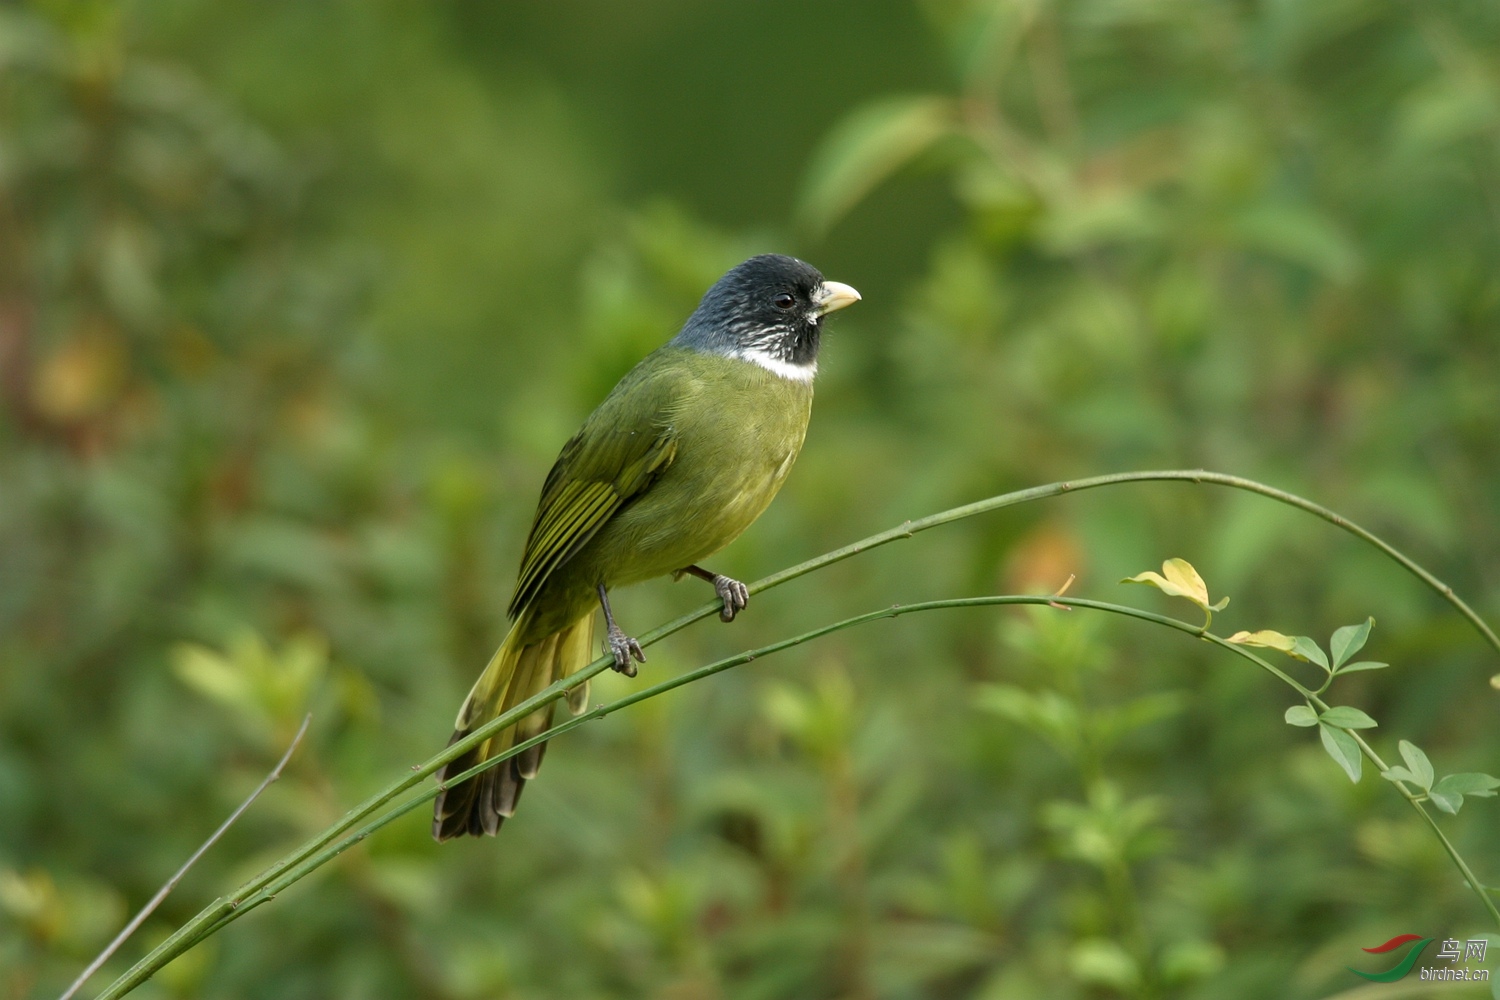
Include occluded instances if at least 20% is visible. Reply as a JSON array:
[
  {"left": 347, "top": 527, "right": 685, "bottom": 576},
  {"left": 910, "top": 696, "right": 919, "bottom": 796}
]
[{"left": 432, "top": 613, "right": 594, "bottom": 840}]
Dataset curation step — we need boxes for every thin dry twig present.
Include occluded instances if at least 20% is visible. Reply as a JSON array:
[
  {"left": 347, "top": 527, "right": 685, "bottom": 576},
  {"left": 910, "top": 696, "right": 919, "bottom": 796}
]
[
  {"left": 1048, "top": 573, "right": 1077, "bottom": 609},
  {"left": 58, "top": 714, "right": 312, "bottom": 1000}
]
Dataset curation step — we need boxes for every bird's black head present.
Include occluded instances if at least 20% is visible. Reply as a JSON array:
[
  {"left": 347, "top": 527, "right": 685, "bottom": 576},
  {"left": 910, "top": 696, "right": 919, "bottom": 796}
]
[{"left": 671, "top": 254, "right": 860, "bottom": 378}]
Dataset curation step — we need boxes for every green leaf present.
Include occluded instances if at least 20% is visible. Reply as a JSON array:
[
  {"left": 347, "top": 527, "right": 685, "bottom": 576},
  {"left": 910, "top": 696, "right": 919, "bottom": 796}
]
[
  {"left": 1335, "top": 660, "right": 1388, "bottom": 675},
  {"left": 798, "top": 96, "right": 956, "bottom": 235},
  {"left": 1290, "top": 636, "right": 1330, "bottom": 671},
  {"left": 975, "top": 683, "right": 1081, "bottom": 756},
  {"left": 172, "top": 644, "right": 254, "bottom": 711},
  {"left": 1319, "top": 723, "right": 1363, "bottom": 782},
  {"left": 1429, "top": 789, "right": 1463, "bottom": 814},
  {"left": 1158, "top": 939, "right": 1226, "bottom": 985},
  {"left": 1329, "top": 617, "right": 1373, "bottom": 669},
  {"left": 1319, "top": 706, "right": 1377, "bottom": 729},
  {"left": 1068, "top": 938, "right": 1141, "bottom": 990},
  {"left": 1096, "top": 691, "right": 1188, "bottom": 746},
  {"left": 1284, "top": 705, "right": 1318, "bottom": 727},
  {"left": 1434, "top": 773, "right": 1500, "bottom": 797},
  {"left": 1232, "top": 202, "right": 1362, "bottom": 283},
  {"left": 1398, "top": 740, "right": 1435, "bottom": 790},
  {"left": 1381, "top": 766, "right": 1418, "bottom": 784}
]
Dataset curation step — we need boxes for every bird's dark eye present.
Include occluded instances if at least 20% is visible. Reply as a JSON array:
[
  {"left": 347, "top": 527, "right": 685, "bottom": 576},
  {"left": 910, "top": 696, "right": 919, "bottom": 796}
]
[{"left": 772, "top": 292, "right": 796, "bottom": 310}]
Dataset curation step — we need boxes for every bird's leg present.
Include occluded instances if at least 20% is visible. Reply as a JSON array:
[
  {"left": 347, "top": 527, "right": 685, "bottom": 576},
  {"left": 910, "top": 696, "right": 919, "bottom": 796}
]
[
  {"left": 597, "top": 583, "right": 644, "bottom": 677},
  {"left": 678, "top": 564, "right": 750, "bottom": 623}
]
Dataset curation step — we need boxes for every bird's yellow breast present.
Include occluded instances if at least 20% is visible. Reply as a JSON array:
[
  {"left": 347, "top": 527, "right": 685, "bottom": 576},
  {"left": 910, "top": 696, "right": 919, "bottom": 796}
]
[
  {"left": 516, "top": 348, "right": 814, "bottom": 636},
  {"left": 603, "top": 354, "right": 813, "bottom": 584}
]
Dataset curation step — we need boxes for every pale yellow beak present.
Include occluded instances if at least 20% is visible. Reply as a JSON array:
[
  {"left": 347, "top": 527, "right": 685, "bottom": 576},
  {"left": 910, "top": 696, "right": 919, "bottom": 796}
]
[{"left": 813, "top": 280, "right": 861, "bottom": 316}]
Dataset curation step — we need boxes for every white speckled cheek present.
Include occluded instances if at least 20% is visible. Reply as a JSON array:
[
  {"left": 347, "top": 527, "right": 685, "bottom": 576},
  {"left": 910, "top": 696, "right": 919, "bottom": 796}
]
[{"left": 732, "top": 347, "right": 817, "bottom": 382}]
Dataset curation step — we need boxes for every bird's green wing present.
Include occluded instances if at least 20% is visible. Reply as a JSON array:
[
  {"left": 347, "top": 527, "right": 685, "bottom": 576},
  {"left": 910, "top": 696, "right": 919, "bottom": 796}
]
[{"left": 508, "top": 403, "right": 679, "bottom": 618}]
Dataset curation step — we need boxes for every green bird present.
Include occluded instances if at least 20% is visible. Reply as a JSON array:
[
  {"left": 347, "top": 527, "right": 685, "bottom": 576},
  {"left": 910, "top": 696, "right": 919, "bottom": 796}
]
[{"left": 433, "top": 254, "right": 860, "bottom": 840}]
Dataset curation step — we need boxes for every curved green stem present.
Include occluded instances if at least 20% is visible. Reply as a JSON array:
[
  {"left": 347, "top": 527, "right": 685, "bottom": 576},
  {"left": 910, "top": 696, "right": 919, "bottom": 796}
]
[
  {"left": 91, "top": 470, "right": 1500, "bottom": 998},
  {"left": 128, "top": 592, "right": 1500, "bottom": 977},
  {"left": 111, "top": 595, "right": 1299, "bottom": 982}
]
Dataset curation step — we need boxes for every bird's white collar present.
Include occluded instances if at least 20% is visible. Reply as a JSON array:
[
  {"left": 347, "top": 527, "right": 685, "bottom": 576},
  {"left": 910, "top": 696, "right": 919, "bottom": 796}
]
[{"left": 731, "top": 347, "right": 817, "bottom": 382}]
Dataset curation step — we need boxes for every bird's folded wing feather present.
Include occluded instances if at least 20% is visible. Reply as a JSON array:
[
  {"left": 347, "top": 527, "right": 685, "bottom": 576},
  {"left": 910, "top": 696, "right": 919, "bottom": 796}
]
[{"left": 508, "top": 398, "right": 679, "bottom": 617}]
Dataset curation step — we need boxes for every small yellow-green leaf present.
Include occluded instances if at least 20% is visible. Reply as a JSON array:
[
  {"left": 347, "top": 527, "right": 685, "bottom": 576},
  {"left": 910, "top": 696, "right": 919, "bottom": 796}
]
[
  {"left": 1122, "top": 558, "right": 1225, "bottom": 613},
  {"left": 1319, "top": 705, "right": 1377, "bottom": 729},
  {"left": 1381, "top": 766, "right": 1418, "bottom": 784},
  {"left": 1121, "top": 570, "right": 1176, "bottom": 594},
  {"left": 1284, "top": 705, "right": 1318, "bottom": 727},
  {"left": 1160, "top": 558, "right": 1211, "bottom": 607},
  {"left": 1226, "top": 630, "right": 1297, "bottom": 652}
]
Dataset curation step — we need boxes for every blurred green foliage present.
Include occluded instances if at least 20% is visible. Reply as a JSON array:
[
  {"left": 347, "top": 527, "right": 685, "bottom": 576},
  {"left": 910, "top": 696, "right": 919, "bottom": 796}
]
[{"left": 3, "top": 1, "right": 1500, "bottom": 997}]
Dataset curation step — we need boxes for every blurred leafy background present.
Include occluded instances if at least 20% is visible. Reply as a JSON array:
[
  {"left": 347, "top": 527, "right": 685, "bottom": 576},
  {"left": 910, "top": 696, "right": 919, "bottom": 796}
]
[{"left": 3, "top": 0, "right": 1500, "bottom": 997}]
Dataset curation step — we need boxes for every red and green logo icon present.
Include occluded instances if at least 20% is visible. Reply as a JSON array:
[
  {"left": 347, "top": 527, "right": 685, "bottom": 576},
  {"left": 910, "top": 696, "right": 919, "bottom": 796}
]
[{"left": 1348, "top": 935, "right": 1433, "bottom": 983}]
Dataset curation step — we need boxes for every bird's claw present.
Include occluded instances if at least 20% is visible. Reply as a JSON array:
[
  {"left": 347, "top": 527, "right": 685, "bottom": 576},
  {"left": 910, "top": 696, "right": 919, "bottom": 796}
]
[
  {"left": 713, "top": 574, "right": 750, "bottom": 623},
  {"left": 605, "top": 624, "right": 645, "bottom": 677}
]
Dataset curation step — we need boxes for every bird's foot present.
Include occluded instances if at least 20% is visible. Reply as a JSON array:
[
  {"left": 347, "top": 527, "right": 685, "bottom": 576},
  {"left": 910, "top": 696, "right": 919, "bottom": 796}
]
[
  {"left": 712, "top": 574, "right": 750, "bottom": 623},
  {"left": 605, "top": 623, "right": 645, "bottom": 677}
]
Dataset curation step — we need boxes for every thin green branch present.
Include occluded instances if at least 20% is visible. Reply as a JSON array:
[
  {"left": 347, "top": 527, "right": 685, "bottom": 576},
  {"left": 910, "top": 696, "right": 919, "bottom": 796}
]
[
  {"left": 92, "top": 470, "right": 1500, "bottom": 998},
  {"left": 103, "top": 592, "right": 1497, "bottom": 1000},
  {"left": 131, "top": 592, "right": 1500, "bottom": 976},
  {"left": 124, "top": 595, "right": 1293, "bottom": 975}
]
